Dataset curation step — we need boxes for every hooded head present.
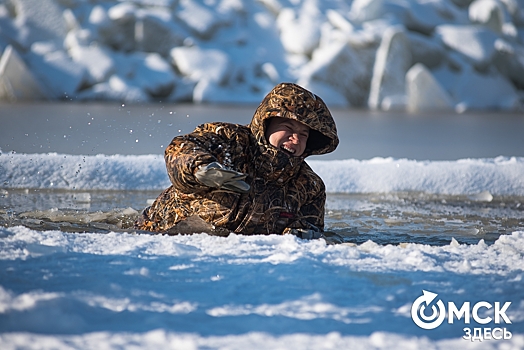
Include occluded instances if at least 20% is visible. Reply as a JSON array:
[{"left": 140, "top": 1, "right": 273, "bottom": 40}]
[{"left": 250, "top": 83, "right": 339, "bottom": 159}]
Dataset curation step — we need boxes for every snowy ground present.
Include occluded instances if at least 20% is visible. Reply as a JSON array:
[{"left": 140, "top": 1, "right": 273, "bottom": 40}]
[
  {"left": 0, "top": 227, "right": 523, "bottom": 349},
  {"left": 1, "top": 153, "right": 523, "bottom": 349}
]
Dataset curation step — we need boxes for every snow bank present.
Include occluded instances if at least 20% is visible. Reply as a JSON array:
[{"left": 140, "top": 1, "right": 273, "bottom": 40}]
[
  {"left": 0, "top": 226, "right": 523, "bottom": 348},
  {"left": 3, "top": 226, "right": 524, "bottom": 275},
  {"left": 0, "top": 0, "right": 523, "bottom": 111},
  {"left": 1, "top": 152, "right": 523, "bottom": 196}
]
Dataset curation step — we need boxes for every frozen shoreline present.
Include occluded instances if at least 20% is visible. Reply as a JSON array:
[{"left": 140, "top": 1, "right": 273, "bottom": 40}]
[{"left": 1, "top": 152, "right": 524, "bottom": 196}]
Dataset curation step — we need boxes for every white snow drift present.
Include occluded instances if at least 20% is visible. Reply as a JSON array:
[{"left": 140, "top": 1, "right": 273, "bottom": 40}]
[{"left": 0, "top": 0, "right": 523, "bottom": 111}]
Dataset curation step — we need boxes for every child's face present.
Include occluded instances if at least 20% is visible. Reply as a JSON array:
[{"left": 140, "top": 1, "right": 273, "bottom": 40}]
[{"left": 265, "top": 117, "right": 309, "bottom": 157}]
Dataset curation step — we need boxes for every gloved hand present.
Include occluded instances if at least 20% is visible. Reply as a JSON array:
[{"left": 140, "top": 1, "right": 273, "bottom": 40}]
[
  {"left": 289, "top": 228, "right": 324, "bottom": 239},
  {"left": 194, "top": 162, "right": 250, "bottom": 193}
]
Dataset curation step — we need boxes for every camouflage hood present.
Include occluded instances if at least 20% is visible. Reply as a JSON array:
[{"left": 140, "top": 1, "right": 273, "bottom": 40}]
[{"left": 249, "top": 82, "right": 339, "bottom": 159}]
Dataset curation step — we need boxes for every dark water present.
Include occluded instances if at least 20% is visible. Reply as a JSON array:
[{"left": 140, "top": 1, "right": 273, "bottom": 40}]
[
  {"left": 1, "top": 103, "right": 523, "bottom": 245},
  {"left": 1, "top": 188, "right": 522, "bottom": 246},
  {"left": 1, "top": 102, "right": 524, "bottom": 160}
]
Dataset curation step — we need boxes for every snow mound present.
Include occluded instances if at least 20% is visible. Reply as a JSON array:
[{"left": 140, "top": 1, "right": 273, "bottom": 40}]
[
  {"left": 0, "top": 0, "right": 523, "bottom": 111},
  {"left": 1, "top": 152, "right": 523, "bottom": 196}
]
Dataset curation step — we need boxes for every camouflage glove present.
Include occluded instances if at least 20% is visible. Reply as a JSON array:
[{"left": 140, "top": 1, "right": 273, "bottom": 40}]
[{"left": 194, "top": 162, "right": 250, "bottom": 193}]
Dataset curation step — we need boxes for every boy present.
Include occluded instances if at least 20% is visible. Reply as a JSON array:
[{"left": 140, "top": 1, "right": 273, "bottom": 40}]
[{"left": 135, "top": 82, "right": 339, "bottom": 238}]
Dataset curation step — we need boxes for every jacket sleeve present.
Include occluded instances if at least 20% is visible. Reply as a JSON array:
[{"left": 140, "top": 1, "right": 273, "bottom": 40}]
[{"left": 164, "top": 125, "right": 222, "bottom": 193}]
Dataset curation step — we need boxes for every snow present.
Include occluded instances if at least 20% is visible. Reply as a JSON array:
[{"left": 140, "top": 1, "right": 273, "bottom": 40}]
[
  {"left": 1, "top": 153, "right": 524, "bottom": 347},
  {"left": 1, "top": 0, "right": 524, "bottom": 346},
  {"left": 1, "top": 0, "right": 523, "bottom": 111},
  {"left": 367, "top": 26, "right": 411, "bottom": 110},
  {"left": 0, "top": 225, "right": 523, "bottom": 348},
  {"left": 1, "top": 153, "right": 524, "bottom": 196},
  {"left": 406, "top": 63, "right": 455, "bottom": 112},
  {"left": 1, "top": 152, "right": 523, "bottom": 349}
]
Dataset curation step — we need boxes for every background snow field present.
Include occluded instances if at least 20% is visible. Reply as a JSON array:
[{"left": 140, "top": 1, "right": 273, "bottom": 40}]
[{"left": 0, "top": 0, "right": 524, "bottom": 111}]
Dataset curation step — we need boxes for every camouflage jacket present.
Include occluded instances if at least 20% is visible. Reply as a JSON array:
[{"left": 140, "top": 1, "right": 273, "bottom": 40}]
[{"left": 135, "top": 83, "right": 339, "bottom": 235}]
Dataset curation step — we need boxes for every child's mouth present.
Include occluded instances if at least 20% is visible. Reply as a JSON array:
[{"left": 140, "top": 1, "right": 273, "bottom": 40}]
[{"left": 280, "top": 145, "right": 296, "bottom": 155}]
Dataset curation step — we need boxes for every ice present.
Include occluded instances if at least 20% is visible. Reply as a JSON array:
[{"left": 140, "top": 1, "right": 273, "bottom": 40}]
[
  {"left": 406, "top": 63, "right": 454, "bottom": 112},
  {"left": 350, "top": 0, "right": 387, "bottom": 23},
  {"left": 170, "top": 46, "right": 231, "bottom": 85},
  {"left": 0, "top": 149, "right": 523, "bottom": 347},
  {"left": 25, "top": 44, "right": 87, "bottom": 99},
  {"left": 68, "top": 45, "right": 115, "bottom": 85},
  {"left": 0, "top": 226, "right": 523, "bottom": 348},
  {"left": 2, "top": 153, "right": 524, "bottom": 197},
  {"left": 368, "top": 26, "right": 411, "bottom": 110},
  {"left": 0, "top": 45, "right": 48, "bottom": 101},
  {"left": 299, "top": 42, "right": 369, "bottom": 107},
  {"left": 277, "top": 0, "right": 322, "bottom": 56},
  {"left": 0, "top": 0, "right": 523, "bottom": 110},
  {"left": 7, "top": 0, "right": 67, "bottom": 48},
  {"left": 435, "top": 24, "right": 499, "bottom": 70},
  {"left": 406, "top": 32, "right": 446, "bottom": 69},
  {"left": 469, "top": 0, "right": 505, "bottom": 32},
  {"left": 176, "top": 0, "right": 227, "bottom": 39},
  {"left": 467, "top": 190, "right": 494, "bottom": 201}
]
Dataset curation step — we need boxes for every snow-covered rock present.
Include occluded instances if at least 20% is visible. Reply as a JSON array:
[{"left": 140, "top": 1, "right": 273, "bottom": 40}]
[
  {"left": 0, "top": 45, "right": 48, "bottom": 101},
  {"left": 350, "top": 0, "right": 387, "bottom": 23},
  {"left": 493, "top": 38, "right": 524, "bottom": 88},
  {"left": 69, "top": 45, "right": 115, "bottom": 85},
  {"left": 170, "top": 46, "right": 231, "bottom": 85},
  {"left": 433, "top": 61, "right": 520, "bottom": 111},
  {"left": 405, "top": 0, "right": 465, "bottom": 34},
  {"left": 136, "top": 10, "right": 187, "bottom": 56},
  {"left": 300, "top": 41, "right": 369, "bottom": 107},
  {"left": 469, "top": 0, "right": 505, "bottom": 32},
  {"left": 435, "top": 24, "right": 499, "bottom": 71},
  {"left": 6, "top": 0, "right": 68, "bottom": 48},
  {"left": 26, "top": 42, "right": 87, "bottom": 99},
  {"left": 368, "top": 27, "right": 412, "bottom": 110},
  {"left": 407, "top": 32, "right": 446, "bottom": 69},
  {"left": 297, "top": 79, "right": 350, "bottom": 107},
  {"left": 134, "top": 53, "right": 176, "bottom": 97},
  {"left": 406, "top": 63, "right": 454, "bottom": 112},
  {"left": 277, "top": 0, "right": 322, "bottom": 56},
  {"left": 103, "top": 2, "right": 137, "bottom": 52},
  {"left": 0, "top": 0, "right": 522, "bottom": 110},
  {"left": 452, "top": 67, "right": 520, "bottom": 111},
  {"left": 175, "top": 0, "right": 227, "bottom": 39}
]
